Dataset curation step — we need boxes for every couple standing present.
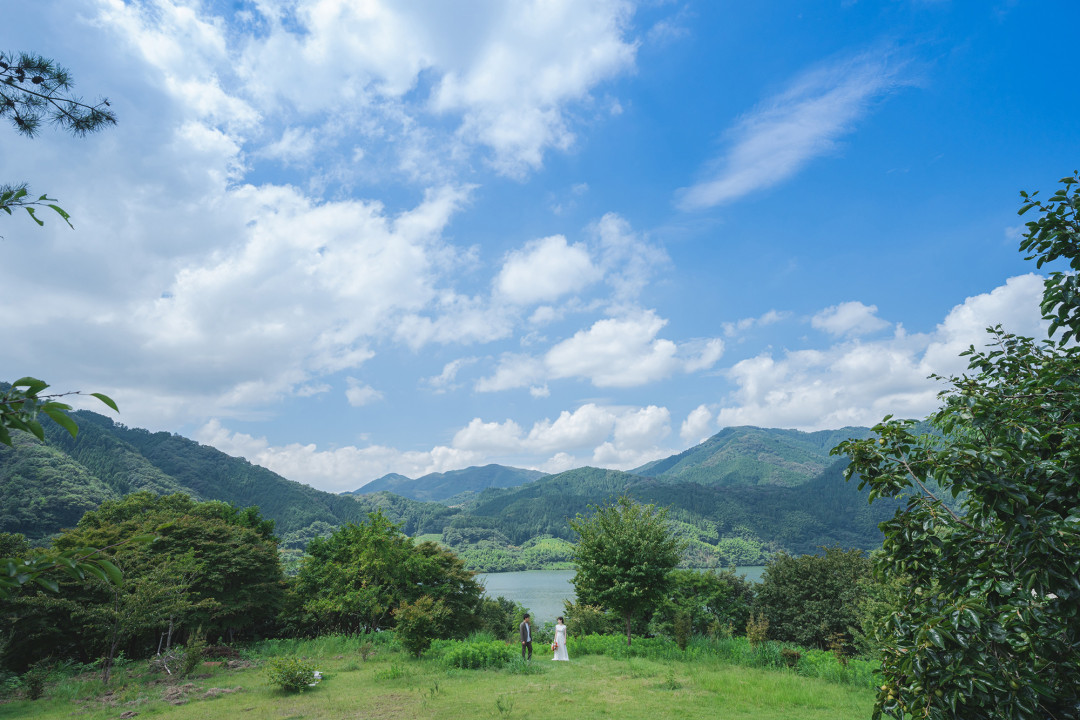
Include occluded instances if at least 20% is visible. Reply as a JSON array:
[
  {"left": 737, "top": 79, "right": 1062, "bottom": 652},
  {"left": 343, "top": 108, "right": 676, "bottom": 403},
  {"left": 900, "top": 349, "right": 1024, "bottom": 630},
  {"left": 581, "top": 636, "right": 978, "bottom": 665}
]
[{"left": 519, "top": 613, "right": 569, "bottom": 661}]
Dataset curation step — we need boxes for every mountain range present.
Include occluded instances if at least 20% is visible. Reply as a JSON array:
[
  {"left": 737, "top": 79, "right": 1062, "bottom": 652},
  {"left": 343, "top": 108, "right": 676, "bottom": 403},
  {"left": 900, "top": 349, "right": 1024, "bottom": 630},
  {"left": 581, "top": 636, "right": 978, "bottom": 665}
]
[{"left": 0, "top": 410, "right": 892, "bottom": 569}]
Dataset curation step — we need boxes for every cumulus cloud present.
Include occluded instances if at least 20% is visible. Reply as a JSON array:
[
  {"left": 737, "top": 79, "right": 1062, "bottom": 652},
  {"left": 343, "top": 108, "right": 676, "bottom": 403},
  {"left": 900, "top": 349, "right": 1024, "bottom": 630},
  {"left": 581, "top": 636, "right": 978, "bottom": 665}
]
[
  {"left": 811, "top": 301, "right": 890, "bottom": 337},
  {"left": 196, "top": 420, "right": 484, "bottom": 493},
  {"left": 678, "top": 47, "right": 908, "bottom": 210},
  {"left": 680, "top": 404, "right": 714, "bottom": 445},
  {"left": 715, "top": 275, "right": 1049, "bottom": 430},
  {"left": 495, "top": 235, "right": 601, "bottom": 304},
  {"left": 452, "top": 402, "right": 673, "bottom": 470},
  {"left": 477, "top": 310, "right": 724, "bottom": 391}
]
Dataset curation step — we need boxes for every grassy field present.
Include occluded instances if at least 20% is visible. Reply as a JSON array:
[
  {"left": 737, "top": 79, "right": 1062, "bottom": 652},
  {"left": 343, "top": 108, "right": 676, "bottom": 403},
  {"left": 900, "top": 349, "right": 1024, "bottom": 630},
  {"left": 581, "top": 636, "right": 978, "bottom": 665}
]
[{"left": 1, "top": 637, "right": 874, "bottom": 720}]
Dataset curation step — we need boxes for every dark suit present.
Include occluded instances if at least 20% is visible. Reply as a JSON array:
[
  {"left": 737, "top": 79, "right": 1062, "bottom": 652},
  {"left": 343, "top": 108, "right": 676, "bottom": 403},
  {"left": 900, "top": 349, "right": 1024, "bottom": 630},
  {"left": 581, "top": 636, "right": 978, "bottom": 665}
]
[{"left": 519, "top": 620, "right": 532, "bottom": 660}]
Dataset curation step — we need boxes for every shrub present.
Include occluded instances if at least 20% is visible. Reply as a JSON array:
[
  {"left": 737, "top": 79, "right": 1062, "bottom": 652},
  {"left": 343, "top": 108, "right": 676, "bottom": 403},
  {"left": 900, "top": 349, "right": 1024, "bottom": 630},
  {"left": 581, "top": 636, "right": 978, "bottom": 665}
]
[
  {"left": 181, "top": 631, "right": 208, "bottom": 677},
  {"left": 394, "top": 596, "right": 450, "bottom": 658},
  {"left": 433, "top": 640, "right": 513, "bottom": 669},
  {"left": 265, "top": 657, "right": 320, "bottom": 693},
  {"left": 672, "top": 610, "right": 692, "bottom": 651},
  {"left": 754, "top": 547, "right": 871, "bottom": 649},
  {"left": 22, "top": 661, "right": 50, "bottom": 700},
  {"left": 745, "top": 612, "right": 769, "bottom": 647},
  {"left": 780, "top": 648, "right": 801, "bottom": 667}
]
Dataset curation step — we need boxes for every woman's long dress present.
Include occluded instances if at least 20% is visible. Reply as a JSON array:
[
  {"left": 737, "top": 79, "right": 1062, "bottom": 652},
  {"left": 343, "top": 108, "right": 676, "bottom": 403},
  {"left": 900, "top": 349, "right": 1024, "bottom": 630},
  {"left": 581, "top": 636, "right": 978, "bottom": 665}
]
[{"left": 553, "top": 623, "right": 569, "bottom": 661}]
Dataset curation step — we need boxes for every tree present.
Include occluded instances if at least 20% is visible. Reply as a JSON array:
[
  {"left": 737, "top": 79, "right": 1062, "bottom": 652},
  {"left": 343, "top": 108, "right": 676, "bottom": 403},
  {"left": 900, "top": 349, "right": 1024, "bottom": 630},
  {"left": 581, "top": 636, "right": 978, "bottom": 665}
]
[
  {"left": 651, "top": 567, "right": 755, "bottom": 641},
  {"left": 569, "top": 496, "right": 685, "bottom": 646},
  {"left": 294, "top": 511, "right": 482, "bottom": 637},
  {"left": 832, "top": 173, "right": 1080, "bottom": 719},
  {"left": 753, "top": 547, "right": 871, "bottom": 650}
]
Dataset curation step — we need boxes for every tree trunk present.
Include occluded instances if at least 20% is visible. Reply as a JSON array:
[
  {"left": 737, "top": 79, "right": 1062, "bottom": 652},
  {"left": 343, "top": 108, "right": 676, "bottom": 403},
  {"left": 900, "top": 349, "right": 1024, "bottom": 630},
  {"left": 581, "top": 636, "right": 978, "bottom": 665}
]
[
  {"left": 165, "top": 615, "right": 175, "bottom": 651},
  {"left": 102, "top": 589, "right": 122, "bottom": 684}
]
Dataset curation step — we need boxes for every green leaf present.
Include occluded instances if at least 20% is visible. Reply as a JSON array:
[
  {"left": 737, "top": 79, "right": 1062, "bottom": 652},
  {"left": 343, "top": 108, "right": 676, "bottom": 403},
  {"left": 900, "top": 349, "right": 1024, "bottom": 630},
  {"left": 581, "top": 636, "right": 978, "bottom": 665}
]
[
  {"left": 90, "top": 392, "right": 119, "bottom": 412},
  {"left": 24, "top": 206, "right": 44, "bottom": 226},
  {"left": 41, "top": 405, "right": 79, "bottom": 438},
  {"left": 95, "top": 558, "right": 124, "bottom": 585},
  {"left": 33, "top": 576, "right": 59, "bottom": 593},
  {"left": 12, "top": 377, "right": 48, "bottom": 394}
]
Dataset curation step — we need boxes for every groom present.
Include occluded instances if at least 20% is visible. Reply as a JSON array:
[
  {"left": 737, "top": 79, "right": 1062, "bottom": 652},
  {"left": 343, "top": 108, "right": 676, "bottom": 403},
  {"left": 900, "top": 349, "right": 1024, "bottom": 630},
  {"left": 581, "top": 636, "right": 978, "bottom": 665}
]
[{"left": 519, "top": 613, "right": 532, "bottom": 660}]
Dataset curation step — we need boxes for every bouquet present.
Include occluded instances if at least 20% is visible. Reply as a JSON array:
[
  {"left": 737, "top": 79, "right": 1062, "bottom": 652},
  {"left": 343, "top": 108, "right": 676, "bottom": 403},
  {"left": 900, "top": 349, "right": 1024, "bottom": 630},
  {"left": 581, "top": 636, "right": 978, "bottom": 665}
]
[{"left": 551, "top": 641, "right": 558, "bottom": 652}]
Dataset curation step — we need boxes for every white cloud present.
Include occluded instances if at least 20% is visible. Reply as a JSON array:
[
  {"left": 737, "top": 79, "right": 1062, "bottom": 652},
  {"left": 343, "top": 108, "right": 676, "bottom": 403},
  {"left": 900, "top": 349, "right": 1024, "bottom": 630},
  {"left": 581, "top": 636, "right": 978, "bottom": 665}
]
[
  {"left": 678, "top": 47, "right": 908, "bottom": 210},
  {"left": 197, "top": 419, "right": 485, "bottom": 493},
  {"left": 590, "top": 213, "right": 669, "bottom": 303},
  {"left": 431, "top": 0, "right": 638, "bottom": 176},
  {"left": 424, "top": 357, "right": 477, "bottom": 392},
  {"left": 723, "top": 309, "right": 788, "bottom": 337},
  {"left": 715, "top": 275, "right": 1048, "bottom": 430},
  {"left": 345, "top": 378, "right": 383, "bottom": 407},
  {"left": 680, "top": 404, "right": 714, "bottom": 445},
  {"left": 477, "top": 310, "right": 724, "bottom": 391},
  {"left": 495, "top": 235, "right": 601, "bottom": 304},
  {"left": 811, "top": 301, "right": 890, "bottom": 337}
]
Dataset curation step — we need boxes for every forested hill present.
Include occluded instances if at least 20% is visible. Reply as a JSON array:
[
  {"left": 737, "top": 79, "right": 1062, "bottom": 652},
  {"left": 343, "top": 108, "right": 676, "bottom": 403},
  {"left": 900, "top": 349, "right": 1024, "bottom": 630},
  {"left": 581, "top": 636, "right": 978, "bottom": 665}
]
[
  {"left": 439, "top": 460, "right": 898, "bottom": 563},
  {"left": 347, "top": 464, "right": 549, "bottom": 502},
  {"left": 2, "top": 410, "right": 371, "bottom": 542},
  {"left": 1, "top": 413, "right": 894, "bottom": 569},
  {"left": 632, "top": 425, "right": 875, "bottom": 487}
]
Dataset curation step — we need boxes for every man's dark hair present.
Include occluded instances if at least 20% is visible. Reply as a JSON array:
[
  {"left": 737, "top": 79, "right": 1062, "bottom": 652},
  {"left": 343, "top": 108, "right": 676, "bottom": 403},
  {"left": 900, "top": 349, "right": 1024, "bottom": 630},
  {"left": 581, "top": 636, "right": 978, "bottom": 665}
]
[{"left": 523, "top": 613, "right": 530, "bottom": 619}]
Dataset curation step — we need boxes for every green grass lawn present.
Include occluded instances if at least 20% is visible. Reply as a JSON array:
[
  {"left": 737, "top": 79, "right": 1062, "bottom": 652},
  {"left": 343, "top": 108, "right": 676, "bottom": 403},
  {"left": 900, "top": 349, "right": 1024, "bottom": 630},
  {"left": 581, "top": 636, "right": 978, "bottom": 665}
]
[{"left": 1, "top": 640, "right": 874, "bottom": 720}]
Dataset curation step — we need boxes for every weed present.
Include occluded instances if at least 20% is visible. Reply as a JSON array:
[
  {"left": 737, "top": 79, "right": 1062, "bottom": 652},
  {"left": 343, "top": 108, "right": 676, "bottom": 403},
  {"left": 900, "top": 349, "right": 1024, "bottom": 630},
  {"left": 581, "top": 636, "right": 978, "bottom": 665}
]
[
  {"left": 660, "top": 666, "right": 681, "bottom": 690},
  {"left": 495, "top": 694, "right": 515, "bottom": 716},
  {"left": 506, "top": 657, "right": 545, "bottom": 675},
  {"left": 374, "top": 663, "right": 410, "bottom": 682}
]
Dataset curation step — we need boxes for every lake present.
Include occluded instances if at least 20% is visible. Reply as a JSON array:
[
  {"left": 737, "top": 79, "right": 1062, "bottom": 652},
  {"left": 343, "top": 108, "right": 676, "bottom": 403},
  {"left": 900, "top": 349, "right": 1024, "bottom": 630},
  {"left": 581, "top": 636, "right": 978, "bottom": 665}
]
[{"left": 476, "top": 567, "right": 766, "bottom": 626}]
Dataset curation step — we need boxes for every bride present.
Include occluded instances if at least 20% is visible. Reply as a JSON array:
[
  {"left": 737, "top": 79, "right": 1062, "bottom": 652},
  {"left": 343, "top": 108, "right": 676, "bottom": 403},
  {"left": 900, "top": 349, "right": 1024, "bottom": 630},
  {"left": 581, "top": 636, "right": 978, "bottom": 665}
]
[{"left": 552, "top": 616, "right": 569, "bottom": 661}]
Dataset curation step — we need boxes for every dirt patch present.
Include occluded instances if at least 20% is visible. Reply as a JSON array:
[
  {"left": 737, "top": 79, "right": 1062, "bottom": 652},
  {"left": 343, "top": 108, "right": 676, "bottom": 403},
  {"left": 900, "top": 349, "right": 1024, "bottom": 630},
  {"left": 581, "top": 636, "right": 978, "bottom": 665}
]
[
  {"left": 226, "top": 660, "right": 255, "bottom": 670},
  {"left": 119, "top": 712, "right": 139, "bottom": 719},
  {"left": 162, "top": 683, "right": 198, "bottom": 705},
  {"left": 201, "top": 687, "right": 243, "bottom": 700}
]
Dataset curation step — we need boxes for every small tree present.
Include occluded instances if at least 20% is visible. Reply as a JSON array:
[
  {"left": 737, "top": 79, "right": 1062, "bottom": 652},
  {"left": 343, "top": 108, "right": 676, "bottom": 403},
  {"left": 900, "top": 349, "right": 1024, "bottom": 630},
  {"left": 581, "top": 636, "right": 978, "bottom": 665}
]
[
  {"left": 394, "top": 596, "right": 450, "bottom": 658},
  {"left": 754, "top": 547, "right": 871, "bottom": 650},
  {"left": 833, "top": 173, "right": 1080, "bottom": 719},
  {"left": 570, "top": 496, "right": 685, "bottom": 646}
]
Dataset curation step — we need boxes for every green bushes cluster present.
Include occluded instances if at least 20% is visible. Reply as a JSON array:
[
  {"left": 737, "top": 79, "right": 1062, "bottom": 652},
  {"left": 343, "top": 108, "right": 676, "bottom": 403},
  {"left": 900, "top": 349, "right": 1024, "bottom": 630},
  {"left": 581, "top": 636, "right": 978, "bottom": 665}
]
[
  {"left": 428, "top": 637, "right": 513, "bottom": 669},
  {"left": 264, "top": 656, "right": 320, "bottom": 693}
]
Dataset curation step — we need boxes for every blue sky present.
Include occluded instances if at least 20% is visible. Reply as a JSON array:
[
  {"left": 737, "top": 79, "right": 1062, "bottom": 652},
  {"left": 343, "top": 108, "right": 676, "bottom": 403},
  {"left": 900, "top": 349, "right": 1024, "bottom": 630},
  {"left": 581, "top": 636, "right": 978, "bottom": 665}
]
[{"left": 2, "top": 1, "right": 1075, "bottom": 492}]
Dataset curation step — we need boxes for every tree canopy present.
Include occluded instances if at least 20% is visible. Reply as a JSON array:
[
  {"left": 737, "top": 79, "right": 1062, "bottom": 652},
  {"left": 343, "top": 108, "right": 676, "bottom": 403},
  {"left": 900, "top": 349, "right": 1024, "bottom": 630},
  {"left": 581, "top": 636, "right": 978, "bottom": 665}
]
[
  {"left": 293, "top": 511, "right": 481, "bottom": 637},
  {"left": 570, "top": 496, "right": 685, "bottom": 646},
  {"left": 833, "top": 172, "right": 1080, "bottom": 720}
]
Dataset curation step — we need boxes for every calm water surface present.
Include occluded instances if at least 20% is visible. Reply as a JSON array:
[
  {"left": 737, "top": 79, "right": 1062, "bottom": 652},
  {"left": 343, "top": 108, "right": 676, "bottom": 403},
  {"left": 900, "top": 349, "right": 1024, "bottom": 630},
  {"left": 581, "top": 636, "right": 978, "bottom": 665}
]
[{"left": 477, "top": 567, "right": 765, "bottom": 626}]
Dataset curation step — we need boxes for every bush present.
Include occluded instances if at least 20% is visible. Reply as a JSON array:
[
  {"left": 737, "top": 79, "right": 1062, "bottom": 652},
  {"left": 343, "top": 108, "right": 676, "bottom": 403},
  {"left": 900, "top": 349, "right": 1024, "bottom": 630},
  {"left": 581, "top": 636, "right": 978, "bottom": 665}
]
[
  {"left": 394, "top": 596, "right": 450, "bottom": 657},
  {"left": 430, "top": 639, "right": 513, "bottom": 669},
  {"left": 265, "top": 656, "right": 320, "bottom": 693},
  {"left": 754, "top": 547, "right": 871, "bottom": 649},
  {"left": 181, "top": 631, "right": 208, "bottom": 677},
  {"left": 22, "top": 661, "right": 50, "bottom": 700}
]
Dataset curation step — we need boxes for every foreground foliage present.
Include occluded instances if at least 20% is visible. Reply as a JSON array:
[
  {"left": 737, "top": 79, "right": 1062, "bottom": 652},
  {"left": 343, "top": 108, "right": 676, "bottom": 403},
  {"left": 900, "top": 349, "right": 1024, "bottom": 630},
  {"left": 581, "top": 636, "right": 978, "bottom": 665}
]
[{"left": 834, "top": 174, "right": 1080, "bottom": 720}]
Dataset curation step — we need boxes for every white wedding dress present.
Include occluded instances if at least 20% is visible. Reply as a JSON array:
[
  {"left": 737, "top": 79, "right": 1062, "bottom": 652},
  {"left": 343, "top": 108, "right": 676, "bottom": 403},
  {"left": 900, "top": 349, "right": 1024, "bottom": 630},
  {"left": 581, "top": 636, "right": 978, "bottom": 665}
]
[{"left": 552, "top": 622, "right": 569, "bottom": 661}]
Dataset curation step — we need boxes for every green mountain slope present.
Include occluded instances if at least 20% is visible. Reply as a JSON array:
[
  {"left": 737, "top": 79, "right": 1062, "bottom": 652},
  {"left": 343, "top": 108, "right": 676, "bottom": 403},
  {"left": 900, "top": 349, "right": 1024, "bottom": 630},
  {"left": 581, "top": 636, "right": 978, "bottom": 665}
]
[
  {"left": 348, "top": 464, "right": 548, "bottom": 502},
  {"left": 632, "top": 426, "right": 875, "bottom": 487},
  {"left": 0, "top": 434, "right": 117, "bottom": 541},
  {"left": 1, "top": 414, "right": 893, "bottom": 570}
]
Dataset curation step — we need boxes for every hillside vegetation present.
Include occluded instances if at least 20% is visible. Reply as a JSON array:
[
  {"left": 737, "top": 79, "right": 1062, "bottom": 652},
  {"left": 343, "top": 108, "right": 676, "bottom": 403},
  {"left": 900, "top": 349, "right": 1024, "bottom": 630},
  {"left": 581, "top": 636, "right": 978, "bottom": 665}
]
[{"left": 0, "top": 412, "right": 888, "bottom": 569}]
